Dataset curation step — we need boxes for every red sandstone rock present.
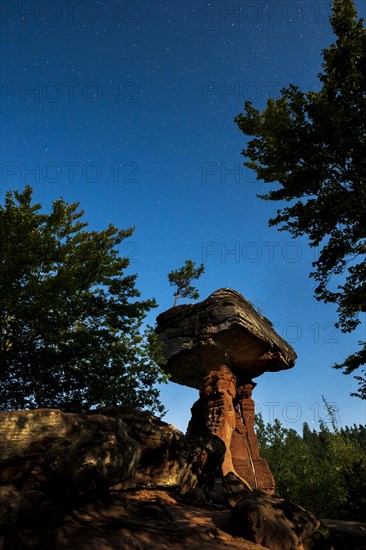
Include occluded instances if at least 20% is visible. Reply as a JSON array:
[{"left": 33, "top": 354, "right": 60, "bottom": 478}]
[
  {"left": 231, "top": 383, "right": 274, "bottom": 493},
  {"left": 187, "top": 366, "right": 240, "bottom": 482},
  {"left": 187, "top": 367, "right": 274, "bottom": 493},
  {"left": 156, "top": 289, "right": 295, "bottom": 494}
]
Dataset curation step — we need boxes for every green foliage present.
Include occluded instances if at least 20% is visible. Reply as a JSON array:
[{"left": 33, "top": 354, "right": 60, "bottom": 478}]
[
  {"left": 168, "top": 259, "right": 205, "bottom": 306},
  {"left": 235, "top": 0, "right": 366, "bottom": 397},
  {"left": 0, "top": 185, "right": 169, "bottom": 415},
  {"left": 255, "top": 408, "right": 366, "bottom": 519}
]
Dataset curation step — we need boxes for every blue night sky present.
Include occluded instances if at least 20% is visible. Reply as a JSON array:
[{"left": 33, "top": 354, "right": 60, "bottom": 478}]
[{"left": 1, "top": 0, "right": 366, "bottom": 432}]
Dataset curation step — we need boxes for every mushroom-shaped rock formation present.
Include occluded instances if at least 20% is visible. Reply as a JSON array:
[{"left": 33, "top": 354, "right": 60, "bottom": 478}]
[
  {"left": 156, "top": 288, "right": 296, "bottom": 389},
  {"left": 156, "top": 288, "right": 297, "bottom": 494}
]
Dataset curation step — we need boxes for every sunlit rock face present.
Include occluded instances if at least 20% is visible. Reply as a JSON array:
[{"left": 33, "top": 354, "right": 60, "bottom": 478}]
[
  {"left": 156, "top": 288, "right": 296, "bottom": 389},
  {"left": 156, "top": 288, "right": 297, "bottom": 494}
]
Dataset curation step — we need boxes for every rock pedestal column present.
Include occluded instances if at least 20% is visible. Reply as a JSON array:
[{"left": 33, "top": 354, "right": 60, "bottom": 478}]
[
  {"left": 186, "top": 365, "right": 246, "bottom": 484},
  {"left": 231, "top": 383, "right": 275, "bottom": 493},
  {"left": 187, "top": 367, "right": 274, "bottom": 493}
]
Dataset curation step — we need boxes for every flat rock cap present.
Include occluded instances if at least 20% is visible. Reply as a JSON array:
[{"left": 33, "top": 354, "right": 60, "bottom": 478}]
[{"left": 156, "top": 288, "right": 297, "bottom": 389}]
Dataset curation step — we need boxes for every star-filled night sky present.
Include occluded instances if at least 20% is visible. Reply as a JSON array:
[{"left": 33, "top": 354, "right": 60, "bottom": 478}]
[{"left": 1, "top": 0, "right": 365, "bottom": 431}]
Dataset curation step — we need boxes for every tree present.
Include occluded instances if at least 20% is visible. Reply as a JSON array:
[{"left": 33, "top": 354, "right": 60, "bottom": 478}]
[
  {"left": 168, "top": 259, "right": 205, "bottom": 306},
  {"left": 0, "top": 185, "right": 168, "bottom": 414},
  {"left": 235, "top": 0, "right": 366, "bottom": 397}
]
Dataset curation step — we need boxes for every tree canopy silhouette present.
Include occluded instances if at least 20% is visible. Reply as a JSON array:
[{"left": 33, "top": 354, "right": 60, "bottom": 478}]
[
  {"left": 235, "top": 0, "right": 366, "bottom": 397},
  {"left": 0, "top": 186, "right": 168, "bottom": 414}
]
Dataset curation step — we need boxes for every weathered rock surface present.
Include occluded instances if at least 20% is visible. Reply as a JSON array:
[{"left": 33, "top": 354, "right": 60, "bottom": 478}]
[
  {"left": 187, "top": 367, "right": 275, "bottom": 493},
  {"left": 89, "top": 407, "right": 225, "bottom": 494},
  {"left": 0, "top": 407, "right": 327, "bottom": 550},
  {"left": 222, "top": 472, "right": 254, "bottom": 509},
  {"left": 157, "top": 288, "right": 293, "bottom": 493},
  {"left": 156, "top": 288, "right": 297, "bottom": 388},
  {"left": 0, "top": 407, "right": 224, "bottom": 529},
  {"left": 231, "top": 382, "right": 275, "bottom": 493},
  {"left": 187, "top": 366, "right": 239, "bottom": 481},
  {"left": 231, "top": 491, "right": 321, "bottom": 550},
  {"left": 0, "top": 408, "right": 140, "bottom": 528},
  {"left": 1, "top": 488, "right": 271, "bottom": 550}
]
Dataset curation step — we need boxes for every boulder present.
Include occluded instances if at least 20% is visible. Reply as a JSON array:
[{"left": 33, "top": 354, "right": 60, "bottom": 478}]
[
  {"left": 88, "top": 407, "right": 225, "bottom": 493},
  {"left": 0, "top": 407, "right": 225, "bottom": 529},
  {"left": 156, "top": 288, "right": 296, "bottom": 389},
  {"left": 0, "top": 408, "right": 140, "bottom": 488},
  {"left": 0, "top": 408, "right": 140, "bottom": 527},
  {"left": 231, "top": 491, "right": 321, "bottom": 550}
]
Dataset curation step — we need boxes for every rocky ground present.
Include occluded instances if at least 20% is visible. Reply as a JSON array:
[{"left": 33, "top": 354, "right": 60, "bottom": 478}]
[
  {"left": 0, "top": 489, "right": 270, "bottom": 550},
  {"left": 1, "top": 405, "right": 363, "bottom": 549},
  {"left": 3, "top": 489, "right": 366, "bottom": 550}
]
